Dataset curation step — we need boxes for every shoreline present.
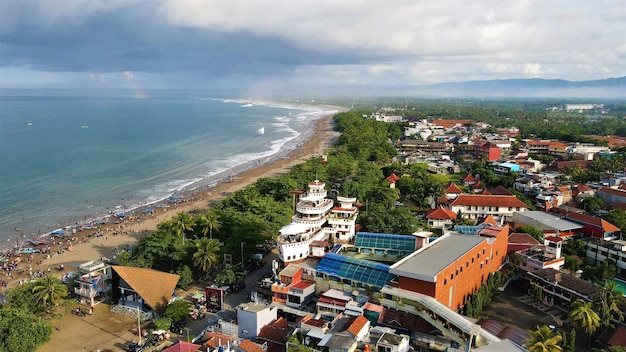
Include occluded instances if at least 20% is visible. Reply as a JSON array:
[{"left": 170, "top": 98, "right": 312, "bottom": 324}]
[{"left": 0, "top": 110, "right": 344, "bottom": 289}]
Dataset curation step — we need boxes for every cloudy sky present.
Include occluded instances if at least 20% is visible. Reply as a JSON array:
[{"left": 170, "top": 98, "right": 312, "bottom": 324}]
[{"left": 1, "top": 0, "right": 625, "bottom": 95}]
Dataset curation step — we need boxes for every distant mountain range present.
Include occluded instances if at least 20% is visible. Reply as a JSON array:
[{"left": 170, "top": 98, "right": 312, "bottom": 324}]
[{"left": 415, "top": 76, "right": 626, "bottom": 98}]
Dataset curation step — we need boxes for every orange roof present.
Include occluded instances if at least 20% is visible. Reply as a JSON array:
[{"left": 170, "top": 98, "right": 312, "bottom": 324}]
[
  {"left": 385, "top": 173, "right": 400, "bottom": 183},
  {"left": 450, "top": 194, "right": 528, "bottom": 208},
  {"left": 599, "top": 187, "right": 626, "bottom": 199},
  {"left": 508, "top": 233, "right": 541, "bottom": 245},
  {"left": 432, "top": 119, "right": 473, "bottom": 128},
  {"left": 342, "top": 315, "right": 370, "bottom": 337},
  {"left": 480, "top": 215, "right": 498, "bottom": 225},
  {"left": 462, "top": 173, "right": 476, "bottom": 182},
  {"left": 111, "top": 266, "right": 179, "bottom": 314},
  {"left": 238, "top": 340, "right": 265, "bottom": 352},
  {"left": 258, "top": 317, "right": 290, "bottom": 344},
  {"left": 444, "top": 182, "right": 463, "bottom": 194},
  {"left": 426, "top": 206, "right": 457, "bottom": 220},
  {"left": 566, "top": 212, "right": 620, "bottom": 232},
  {"left": 162, "top": 341, "right": 202, "bottom": 352}
]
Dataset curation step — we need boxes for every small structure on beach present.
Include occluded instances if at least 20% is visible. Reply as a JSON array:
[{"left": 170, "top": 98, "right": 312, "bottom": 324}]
[
  {"left": 74, "top": 260, "right": 111, "bottom": 309},
  {"left": 110, "top": 266, "right": 180, "bottom": 318}
]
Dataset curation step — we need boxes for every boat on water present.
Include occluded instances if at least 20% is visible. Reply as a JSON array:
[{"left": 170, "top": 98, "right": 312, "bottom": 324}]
[
  {"left": 27, "top": 120, "right": 32, "bottom": 126},
  {"left": 257, "top": 126, "right": 265, "bottom": 135},
  {"left": 276, "top": 180, "right": 359, "bottom": 264}
]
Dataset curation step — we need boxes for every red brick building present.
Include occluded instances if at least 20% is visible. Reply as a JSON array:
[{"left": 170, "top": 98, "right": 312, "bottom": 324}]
[{"left": 389, "top": 225, "right": 509, "bottom": 311}]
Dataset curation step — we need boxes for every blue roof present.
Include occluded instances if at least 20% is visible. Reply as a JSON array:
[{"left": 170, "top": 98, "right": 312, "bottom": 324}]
[
  {"left": 317, "top": 253, "right": 395, "bottom": 288},
  {"left": 354, "top": 232, "right": 416, "bottom": 251}
]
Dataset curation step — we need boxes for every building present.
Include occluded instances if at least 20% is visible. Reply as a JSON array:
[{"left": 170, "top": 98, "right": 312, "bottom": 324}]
[
  {"left": 271, "top": 265, "right": 315, "bottom": 309},
  {"left": 586, "top": 238, "right": 626, "bottom": 274},
  {"left": 517, "top": 236, "right": 565, "bottom": 272},
  {"left": 597, "top": 187, "right": 626, "bottom": 206},
  {"left": 389, "top": 227, "right": 509, "bottom": 311},
  {"left": 425, "top": 206, "right": 458, "bottom": 229},
  {"left": 110, "top": 266, "right": 179, "bottom": 318},
  {"left": 237, "top": 302, "right": 278, "bottom": 339},
  {"left": 449, "top": 194, "right": 528, "bottom": 222},
  {"left": 73, "top": 260, "right": 111, "bottom": 309},
  {"left": 317, "top": 289, "right": 356, "bottom": 318},
  {"left": 564, "top": 212, "right": 621, "bottom": 239},
  {"left": 474, "top": 142, "right": 501, "bottom": 161},
  {"left": 511, "top": 211, "right": 583, "bottom": 238},
  {"left": 524, "top": 268, "right": 601, "bottom": 308}
]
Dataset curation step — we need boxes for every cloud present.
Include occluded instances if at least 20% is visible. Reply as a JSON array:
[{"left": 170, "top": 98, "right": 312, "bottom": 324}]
[{"left": 0, "top": 0, "right": 624, "bottom": 90}]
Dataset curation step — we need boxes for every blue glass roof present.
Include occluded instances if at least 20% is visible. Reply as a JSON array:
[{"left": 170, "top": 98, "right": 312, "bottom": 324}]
[
  {"left": 354, "top": 232, "right": 416, "bottom": 251},
  {"left": 317, "top": 253, "right": 395, "bottom": 288}
]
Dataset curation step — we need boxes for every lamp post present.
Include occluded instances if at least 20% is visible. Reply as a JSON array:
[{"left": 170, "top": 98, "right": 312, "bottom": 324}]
[{"left": 241, "top": 241, "right": 246, "bottom": 266}]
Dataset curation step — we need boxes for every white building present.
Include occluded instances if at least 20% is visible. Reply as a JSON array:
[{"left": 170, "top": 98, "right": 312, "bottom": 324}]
[{"left": 237, "top": 302, "right": 278, "bottom": 339}]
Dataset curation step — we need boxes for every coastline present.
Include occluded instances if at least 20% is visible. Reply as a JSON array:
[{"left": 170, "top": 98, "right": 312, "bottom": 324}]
[{"left": 0, "top": 110, "right": 344, "bottom": 288}]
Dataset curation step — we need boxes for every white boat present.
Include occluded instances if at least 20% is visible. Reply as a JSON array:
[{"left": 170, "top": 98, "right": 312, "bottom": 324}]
[
  {"left": 276, "top": 180, "right": 359, "bottom": 264},
  {"left": 257, "top": 127, "right": 265, "bottom": 135}
]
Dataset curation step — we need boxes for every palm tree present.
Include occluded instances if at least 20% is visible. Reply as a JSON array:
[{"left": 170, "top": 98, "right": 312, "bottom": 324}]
[
  {"left": 595, "top": 281, "right": 625, "bottom": 327},
  {"left": 197, "top": 210, "right": 221, "bottom": 239},
  {"left": 172, "top": 211, "right": 195, "bottom": 245},
  {"left": 192, "top": 238, "right": 221, "bottom": 272},
  {"left": 524, "top": 325, "right": 563, "bottom": 352},
  {"left": 31, "top": 275, "right": 67, "bottom": 309},
  {"left": 568, "top": 299, "right": 601, "bottom": 335}
]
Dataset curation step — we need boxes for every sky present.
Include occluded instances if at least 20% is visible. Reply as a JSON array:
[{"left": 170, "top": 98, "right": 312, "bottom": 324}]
[{"left": 1, "top": 0, "right": 625, "bottom": 96}]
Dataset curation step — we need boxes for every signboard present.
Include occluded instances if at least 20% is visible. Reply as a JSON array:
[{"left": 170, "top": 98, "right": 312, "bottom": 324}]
[{"left": 205, "top": 286, "right": 224, "bottom": 312}]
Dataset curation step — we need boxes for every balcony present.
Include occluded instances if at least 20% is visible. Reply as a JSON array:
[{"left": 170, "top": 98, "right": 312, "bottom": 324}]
[
  {"left": 74, "top": 287, "right": 96, "bottom": 298},
  {"left": 271, "top": 283, "right": 290, "bottom": 294}
]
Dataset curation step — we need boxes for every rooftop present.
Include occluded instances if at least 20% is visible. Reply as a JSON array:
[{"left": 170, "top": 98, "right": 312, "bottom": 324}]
[{"left": 390, "top": 233, "right": 486, "bottom": 282}]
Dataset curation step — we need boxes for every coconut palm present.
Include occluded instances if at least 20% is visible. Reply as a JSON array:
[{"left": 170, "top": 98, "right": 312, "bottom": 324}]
[
  {"left": 197, "top": 210, "right": 221, "bottom": 239},
  {"left": 172, "top": 211, "right": 195, "bottom": 245},
  {"left": 524, "top": 325, "right": 563, "bottom": 352},
  {"left": 595, "top": 281, "right": 625, "bottom": 327},
  {"left": 31, "top": 275, "right": 67, "bottom": 309},
  {"left": 568, "top": 299, "right": 601, "bottom": 335},
  {"left": 192, "top": 238, "right": 221, "bottom": 272}
]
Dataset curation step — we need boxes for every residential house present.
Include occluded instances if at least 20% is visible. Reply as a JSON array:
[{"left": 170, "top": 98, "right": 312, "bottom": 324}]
[
  {"left": 73, "top": 260, "right": 111, "bottom": 309},
  {"left": 597, "top": 187, "right": 626, "bottom": 206},
  {"left": 443, "top": 181, "right": 463, "bottom": 200},
  {"left": 449, "top": 194, "right": 528, "bottom": 222},
  {"left": 271, "top": 265, "right": 316, "bottom": 309},
  {"left": 257, "top": 317, "right": 293, "bottom": 352},
  {"left": 426, "top": 206, "right": 458, "bottom": 229},
  {"left": 237, "top": 302, "right": 278, "bottom": 339}
]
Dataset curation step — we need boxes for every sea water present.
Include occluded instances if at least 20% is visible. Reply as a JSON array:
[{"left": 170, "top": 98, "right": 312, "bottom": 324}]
[{"left": 0, "top": 89, "right": 334, "bottom": 244}]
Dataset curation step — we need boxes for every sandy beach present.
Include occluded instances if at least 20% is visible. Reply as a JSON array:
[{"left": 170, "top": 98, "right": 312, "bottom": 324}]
[{"left": 1, "top": 112, "right": 342, "bottom": 289}]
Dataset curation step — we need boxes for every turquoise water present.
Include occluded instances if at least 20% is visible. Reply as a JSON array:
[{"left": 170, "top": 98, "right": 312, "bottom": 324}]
[
  {"left": 605, "top": 278, "right": 626, "bottom": 296},
  {"left": 0, "top": 89, "right": 333, "bottom": 242}
]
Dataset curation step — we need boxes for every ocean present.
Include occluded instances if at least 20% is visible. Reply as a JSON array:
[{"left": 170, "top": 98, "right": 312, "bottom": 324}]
[{"left": 0, "top": 89, "right": 334, "bottom": 244}]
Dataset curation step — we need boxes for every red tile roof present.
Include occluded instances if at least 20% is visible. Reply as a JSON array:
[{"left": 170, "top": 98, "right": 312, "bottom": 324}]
[
  {"left": 444, "top": 182, "right": 463, "bottom": 194},
  {"left": 545, "top": 236, "right": 564, "bottom": 243},
  {"left": 238, "top": 340, "right": 265, "bottom": 352},
  {"left": 508, "top": 233, "right": 541, "bottom": 245},
  {"left": 487, "top": 186, "right": 514, "bottom": 196},
  {"left": 450, "top": 194, "right": 528, "bottom": 208},
  {"left": 479, "top": 215, "right": 498, "bottom": 225},
  {"left": 162, "top": 341, "right": 202, "bottom": 352},
  {"left": 608, "top": 326, "right": 626, "bottom": 347},
  {"left": 342, "top": 315, "right": 370, "bottom": 337},
  {"left": 291, "top": 280, "right": 314, "bottom": 290},
  {"left": 599, "top": 187, "right": 626, "bottom": 198},
  {"left": 432, "top": 119, "right": 473, "bottom": 128},
  {"left": 385, "top": 173, "right": 400, "bottom": 183},
  {"left": 258, "top": 317, "right": 290, "bottom": 344},
  {"left": 565, "top": 212, "right": 621, "bottom": 232},
  {"left": 426, "top": 206, "right": 457, "bottom": 220},
  {"left": 462, "top": 173, "right": 476, "bottom": 182}
]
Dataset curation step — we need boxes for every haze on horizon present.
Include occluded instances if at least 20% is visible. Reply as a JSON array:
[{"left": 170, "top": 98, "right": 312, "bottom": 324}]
[{"left": 1, "top": 0, "right": 625, "bottom": 97}]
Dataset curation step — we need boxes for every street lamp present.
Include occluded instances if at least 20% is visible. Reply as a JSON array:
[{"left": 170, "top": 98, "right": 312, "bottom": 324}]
[{"left": 241, "top": 241, "right": 246, "bottom": 266}]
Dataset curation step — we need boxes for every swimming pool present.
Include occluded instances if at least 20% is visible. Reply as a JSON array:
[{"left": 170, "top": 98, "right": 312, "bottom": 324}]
[{"left": 605, "top": 278, "right": 626, "bottom": 296}]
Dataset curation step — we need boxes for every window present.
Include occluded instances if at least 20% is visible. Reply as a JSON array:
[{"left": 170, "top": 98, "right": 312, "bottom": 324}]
[
  {"left": 472, "top": 258, "right": 475, "bottom": 263},
  {"left": 444, "top": 279, "right": 447, "bottom": 285},
  {"left": 450, "top": 274, "right": 454, "bottom": 280}
]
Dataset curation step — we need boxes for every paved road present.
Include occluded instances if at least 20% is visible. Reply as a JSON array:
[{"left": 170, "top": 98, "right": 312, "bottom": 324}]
[{"left": 184, "top": 251, "right": 278, "bottom": 341}]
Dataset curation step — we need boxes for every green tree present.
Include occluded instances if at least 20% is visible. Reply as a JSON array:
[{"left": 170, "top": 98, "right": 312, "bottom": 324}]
[
  {"left": 524, "top": 325, "right": 563, "bottom": 352},
  {"left": 568, "top": 299, "right": 601, "bottom": 335},
  {"left": 196, "top": 210, "right": 221, "bottom": 239},
  {"left": 176, "top": 265, "right": 193, "bottom": 290},
  {"left": 214, "top": 267, "right": 238, "bottom": 286},
  {"left": 192, "top": 238, "right": 221, "bottom": 273},
  {"left": 3, "top": 281, "right": 39, "bottom": 312},
  {"left": 602, "top": 209, "right": 626, "bottom": 234},
  {"left": 0, "top": 307, "right": 53, "bottom": 352},
  {"left": 154, "top": 316, "right": 172, "bottom": 331},
  {"left": 581, "top": 196, "right": 605, "bottom": 214},
  {"left": 31, "top": 275, "right": 67, "bottom": 309},
  {"left": 594, "top": 281, "right": 624, "bottom": 327},
  {"left": 165, "top": 300, "right": 191, "bottom": 322},
  {"left": 171, "top": 211, "right": 195, "bottom": 245}
]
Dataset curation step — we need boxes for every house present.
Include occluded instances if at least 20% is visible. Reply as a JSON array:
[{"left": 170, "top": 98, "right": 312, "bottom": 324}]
[
  {"left": 597, "top": 187, "right": 626, "bottom": 206},
  {"left": 425, "top": 206, "right": 457, "bottom": 229},
  {"left": 237, "top": 302, "right": 278, "bottom": 339},
  {"left": 339, "top": 315, "right": 370, "bottom": 342},
  {"left": 194, "top": 331, "right": 236, "bottom": 352},
  {"left": 73, "top": 260, "right": 111, "bottom": 309},
  {"left": 462, "top": 173, "right": 477, "bottom": 186},
  {"left": 162, "top": 341, "right": 201, "bottom": 352},
  {"left": 564, "top": 212, "right": 621, "bottom": 239},
  {"left": 385, "top": 173, "right": 400, "bottom": 189},
  {"left": 319, "top": 333, "right": 357, "bottom": 352},
  {"left": 474, "top": 142, "right": 501, "bottom": 161},
  {"left": 317, "top": 289, "right": 355, "bottom": 318},
  {"left": 443, "top": 181, "right": 463, "bottom": 199},
  {"left": 375, "top": 332, "right": 411, "bottom": 352},
  {"left": 257, "top": 317, "right": 293, "bottom": 352},
  {"left": 236, "top": 340, "right": 267, "bottom": 352},
  {"left": 449, "top": 194, "right": 528, "bottom": 222},
  {"left": 517, "top": 236, "right": 565, "bottom": 272},
  {"left": 389, "top": 227, "right": 509, "bottom": 311},
  {"left": 271, "top": 265, "right": 315, "bottom": 309},
  {"left": 110, "top": 266, "right": 179, "bottom": 317}
]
